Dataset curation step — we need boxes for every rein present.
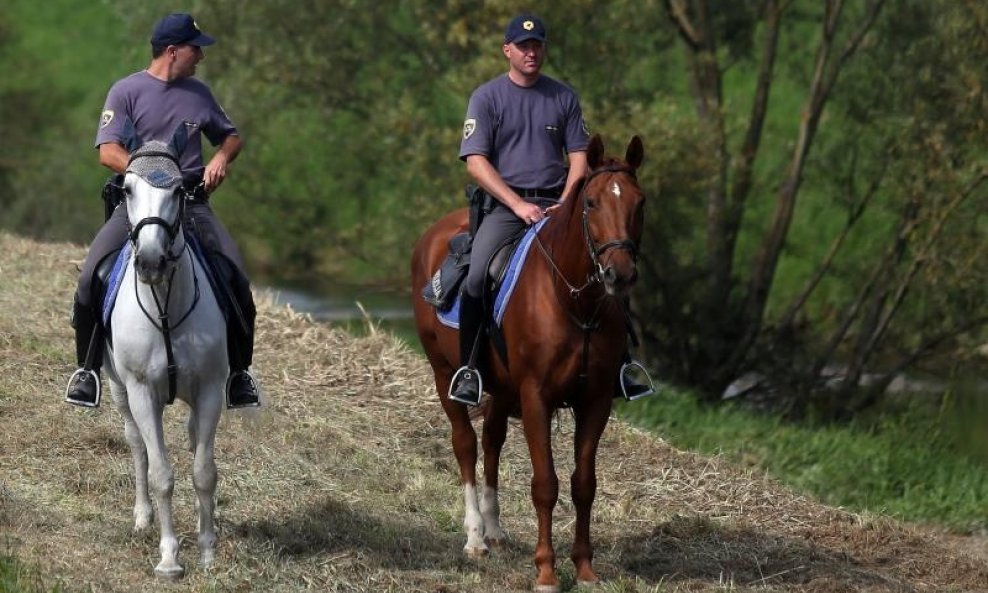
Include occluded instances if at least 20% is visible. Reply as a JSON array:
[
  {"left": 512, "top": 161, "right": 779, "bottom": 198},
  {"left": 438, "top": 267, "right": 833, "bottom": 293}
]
[
  {"left": 127, "top": 150, "right": 203, "bottom": 404},
  {"left": 532, "top": 163, "right": 639, "bottom": 396},
  {"left": 133, "top": 242, "right": 202, "bottom": 404}
]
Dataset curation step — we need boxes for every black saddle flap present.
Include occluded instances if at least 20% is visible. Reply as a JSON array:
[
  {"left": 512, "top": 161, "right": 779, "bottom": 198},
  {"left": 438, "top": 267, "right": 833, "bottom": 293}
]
[{"left": 422, "top": 232, "right": 472, "bottom": 311}]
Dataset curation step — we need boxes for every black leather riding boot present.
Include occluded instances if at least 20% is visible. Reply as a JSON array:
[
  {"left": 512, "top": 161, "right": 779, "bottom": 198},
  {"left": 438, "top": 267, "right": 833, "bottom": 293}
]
[
  {"left": 450, "top": 293, "right": 485, "bottom": 405},
  {"left": 225, "top": 269, "right": 260, "bottom": 408},
  {"left": 65, "top": 297, "right": 102, "bottom": 407}
]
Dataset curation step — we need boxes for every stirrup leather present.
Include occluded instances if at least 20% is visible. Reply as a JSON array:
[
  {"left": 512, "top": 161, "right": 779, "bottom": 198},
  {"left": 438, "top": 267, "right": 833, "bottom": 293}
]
[
  {"left": 619, "top": 360, "right": 655, "bottom": 401},
  {"left": 448, "top": 365, "right": 483, "bottom": 406},
  {"left": 64, "top": 368, "right": 102, "bottom": 408}
]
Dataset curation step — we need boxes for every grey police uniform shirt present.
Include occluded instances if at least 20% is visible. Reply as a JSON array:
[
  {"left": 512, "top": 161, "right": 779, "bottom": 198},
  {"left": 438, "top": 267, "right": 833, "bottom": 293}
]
[
  {"left": 95, "top": 71, "right": 237, "bottom": 185},
  {"left": 459, "top": 74, "right": 590, "bottom": 190}
]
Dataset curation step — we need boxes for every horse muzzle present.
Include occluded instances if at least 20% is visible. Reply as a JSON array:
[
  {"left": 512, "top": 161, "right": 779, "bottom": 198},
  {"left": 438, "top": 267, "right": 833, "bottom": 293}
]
[
  {"left": 134, "top": 250, "right": 172, "bottom": 285},
  {"left": 599, "top": 257, "right": 638, "bottom": 297}
]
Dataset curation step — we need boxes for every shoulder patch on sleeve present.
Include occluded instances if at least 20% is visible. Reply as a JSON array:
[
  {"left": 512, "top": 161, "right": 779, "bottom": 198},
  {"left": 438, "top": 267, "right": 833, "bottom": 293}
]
[
  {"left": 463, "top": 118, "right": 477, "bottom": 140},
  {"left": 100, "top": 110, "right": 115, "bottom": 129}
]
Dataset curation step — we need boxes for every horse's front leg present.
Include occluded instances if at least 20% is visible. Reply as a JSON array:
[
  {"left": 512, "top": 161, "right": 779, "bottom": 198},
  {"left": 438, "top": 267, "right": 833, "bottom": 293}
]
[
  {"left": 128, "top": 387, "right": 182, "bottom": 580},
  {"left": 436, "top": 370, "right": 487, "bottom": 557},
  {"left": 112, "top": 382, "right": 153, "bottom": 531},
  {"left": 191, "top": 383, "right": 223, "bottom": 568},
  {"left": 521, "top": 394, "right": 560, "bottom": 593},
  {"left": 570, "top": 394, "right": 613, "bottom": 586},
  {"left": 480, "top": 401, "right": 510, "bottom": 547}
]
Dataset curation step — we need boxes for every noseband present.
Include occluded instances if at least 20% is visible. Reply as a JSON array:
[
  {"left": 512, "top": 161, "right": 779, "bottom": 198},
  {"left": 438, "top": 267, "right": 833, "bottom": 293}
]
[
  {"left": 581, "top": 164, "right": 640, "bottom": 280},
  {"left": 127, "top": 150, "right": 186, "bottom": 261}
]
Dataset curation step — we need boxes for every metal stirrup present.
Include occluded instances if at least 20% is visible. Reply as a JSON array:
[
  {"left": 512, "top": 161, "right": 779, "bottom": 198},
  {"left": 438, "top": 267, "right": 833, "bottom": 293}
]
[{"left": 620, "top": 360, "right": 655, "bottom": 401}]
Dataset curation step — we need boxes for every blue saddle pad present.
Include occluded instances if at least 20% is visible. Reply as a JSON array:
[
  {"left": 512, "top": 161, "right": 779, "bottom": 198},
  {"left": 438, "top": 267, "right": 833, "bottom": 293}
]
[
  {"left": 102, "top": 241, "right": 131, "bottom": 327},
  {"left": 437, "top": 218, "right": 547, "bottom": 329}
]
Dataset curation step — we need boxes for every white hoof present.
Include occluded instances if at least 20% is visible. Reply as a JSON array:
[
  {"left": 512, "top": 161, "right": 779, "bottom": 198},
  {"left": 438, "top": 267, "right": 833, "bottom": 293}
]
[
  {"left": 533, "top": 585, "right": 560, "bottom": 593},
  {"left": 200, "top": 548, "right": 216, "bottom": 568},
  {"left": 463, "top": 543, "right": 489, "bottom": 558},
  {"left": 154, "top": 562, "right": 185, "bottom": 581}
]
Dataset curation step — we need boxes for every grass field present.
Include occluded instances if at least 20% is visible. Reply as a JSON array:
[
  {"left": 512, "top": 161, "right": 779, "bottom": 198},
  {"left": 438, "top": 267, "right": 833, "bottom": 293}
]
[{"left": 1, "top": 232, "right": 985, "bottom": 592}]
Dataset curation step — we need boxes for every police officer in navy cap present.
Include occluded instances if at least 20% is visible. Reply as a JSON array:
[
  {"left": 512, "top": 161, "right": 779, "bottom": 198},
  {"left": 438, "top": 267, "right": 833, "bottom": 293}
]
[
  {"left": 449, "top": 14, "right": 653, "bottom": 406},
  {"left": 65, "top": 13, "right": 261, "bottom": 409},
  {"left": 449, "top": 14, "right": 589, "bottom": 405}
]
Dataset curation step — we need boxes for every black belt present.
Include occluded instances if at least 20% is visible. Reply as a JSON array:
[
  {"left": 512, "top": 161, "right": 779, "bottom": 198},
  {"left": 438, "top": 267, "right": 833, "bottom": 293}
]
[{"left": 510, "top": 186, "right": 561, "bottom": 199}]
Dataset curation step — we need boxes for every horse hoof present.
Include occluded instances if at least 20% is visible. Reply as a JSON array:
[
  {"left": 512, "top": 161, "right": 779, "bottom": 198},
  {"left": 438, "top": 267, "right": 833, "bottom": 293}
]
[
  {"left": 154, "top": 563, "right": 185, "bottom": 581},
  {"left": 463, "top": 545, "right": 489, "bottom": 559},
  {"left": 485, "top": 536, "right": 507, "bottom": 549},
  {"left": 533, "top": 585, "right": 560, "bottom": 593},
  {"left": 576, "top": 578, "right": 600, "bottom": 589},
  {"left": 200, "top": 549, "right": 216, "bottom": 568}
]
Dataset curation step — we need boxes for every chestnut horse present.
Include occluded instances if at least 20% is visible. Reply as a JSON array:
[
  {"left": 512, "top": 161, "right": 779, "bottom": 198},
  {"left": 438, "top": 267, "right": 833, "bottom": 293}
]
[{"left": 411, "top": 135, "right": 645, "bottom": 592}]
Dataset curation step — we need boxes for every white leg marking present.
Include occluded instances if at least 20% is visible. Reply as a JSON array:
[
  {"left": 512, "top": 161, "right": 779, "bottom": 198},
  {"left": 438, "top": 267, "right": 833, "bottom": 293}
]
[{"left": 462, "top": 483, "right": 488, "bottom": 557}]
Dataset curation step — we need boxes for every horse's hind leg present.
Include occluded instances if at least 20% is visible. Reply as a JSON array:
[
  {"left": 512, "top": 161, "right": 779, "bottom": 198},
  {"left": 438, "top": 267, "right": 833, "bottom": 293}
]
[
  {"left": 437, "top": 372, "right": 487, "bottom": 557},
  {"left": 112, "top": 383, "right": 153, "bottom": 531},
  {"left": 191, "top": 386, "right": 223, "bottom": 567}
]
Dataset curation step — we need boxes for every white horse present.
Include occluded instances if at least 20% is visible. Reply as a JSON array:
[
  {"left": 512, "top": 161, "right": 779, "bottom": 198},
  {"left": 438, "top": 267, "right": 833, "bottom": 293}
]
[{"left": 104, "top": 132, "right": 228, "bottom": 579}]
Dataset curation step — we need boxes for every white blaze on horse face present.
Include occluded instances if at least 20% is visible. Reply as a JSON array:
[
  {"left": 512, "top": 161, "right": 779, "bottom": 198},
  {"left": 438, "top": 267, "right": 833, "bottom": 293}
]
[{"left": 611, "top": 181, "right": 621, "bottom": 199}]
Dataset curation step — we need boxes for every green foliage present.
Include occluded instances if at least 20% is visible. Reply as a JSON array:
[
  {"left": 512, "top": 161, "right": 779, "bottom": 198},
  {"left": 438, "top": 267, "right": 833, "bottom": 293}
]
[
  {"left": 0, "top": 0, "right": 140, "bottom": 241},
  {"left": 1, "top": 1, "right": 984, "bottom": 406},
  {"left": 618, "top": 390, "right": 988, "bottom": 532}
]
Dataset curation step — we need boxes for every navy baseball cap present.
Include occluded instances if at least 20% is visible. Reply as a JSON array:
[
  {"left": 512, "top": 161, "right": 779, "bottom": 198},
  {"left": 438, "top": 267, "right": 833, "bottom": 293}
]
[
  {"left": 504, "top": 14, "right": 546, "bottom": 44},
  {"left": 151, "top": 13, "right": 215, "bottom": 47}
]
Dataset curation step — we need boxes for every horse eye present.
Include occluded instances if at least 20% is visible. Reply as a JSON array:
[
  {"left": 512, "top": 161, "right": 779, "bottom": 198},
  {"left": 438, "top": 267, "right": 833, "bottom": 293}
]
[{"left": 585, "top": 197, "right": 597, "bottom": 210}]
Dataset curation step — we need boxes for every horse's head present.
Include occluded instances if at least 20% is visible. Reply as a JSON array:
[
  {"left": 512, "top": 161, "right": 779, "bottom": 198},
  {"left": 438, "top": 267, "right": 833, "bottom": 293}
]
[
  {"left": 580, "top": 135, "right": 645, "bottom": 296},
  {"left": 124, "top": 140, "right": 186, "bottom": 285}
]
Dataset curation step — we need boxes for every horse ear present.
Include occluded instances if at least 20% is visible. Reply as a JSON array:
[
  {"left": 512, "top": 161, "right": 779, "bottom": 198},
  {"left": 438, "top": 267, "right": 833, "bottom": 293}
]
[
  {"left": 625, "top": 135, "right": 644, "bottom": 170},
  {"left": 122, "top": 118, "right": 141, "bottom": 153},
  {"left": 168, "top": 124, "right": 189, "bottom": 158},
  {"left": 586, "top": 134, "right": 604, "bottom": 170}
]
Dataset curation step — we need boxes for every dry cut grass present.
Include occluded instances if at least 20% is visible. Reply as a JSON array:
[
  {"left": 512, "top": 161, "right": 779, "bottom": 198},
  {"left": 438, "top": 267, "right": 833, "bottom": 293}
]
[{"left": 0, "top": 231, "right": 985, "bottom": 593}]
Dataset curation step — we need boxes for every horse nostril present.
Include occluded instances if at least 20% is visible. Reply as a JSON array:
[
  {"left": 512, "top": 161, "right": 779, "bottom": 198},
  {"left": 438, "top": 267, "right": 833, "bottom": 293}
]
[{"left": 602, "top": 266, "right": 617, "bottom": 284}]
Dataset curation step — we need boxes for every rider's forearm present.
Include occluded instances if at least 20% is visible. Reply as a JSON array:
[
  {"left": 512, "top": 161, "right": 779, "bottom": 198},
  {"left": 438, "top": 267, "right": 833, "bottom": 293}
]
[
  {"left": 98, "top": 142, "right": 130, "bottom": 175},
  {"left": 210, "top": 134, "right": 243, "bottom": 168},
  {"left": 560, "top": 150, "right": 588, "bottom": 203}
]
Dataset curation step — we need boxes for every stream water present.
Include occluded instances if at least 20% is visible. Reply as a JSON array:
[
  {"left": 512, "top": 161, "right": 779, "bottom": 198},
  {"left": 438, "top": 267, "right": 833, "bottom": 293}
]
[{"left": 257, "top": 279, "right": 418, "bottom": 345}]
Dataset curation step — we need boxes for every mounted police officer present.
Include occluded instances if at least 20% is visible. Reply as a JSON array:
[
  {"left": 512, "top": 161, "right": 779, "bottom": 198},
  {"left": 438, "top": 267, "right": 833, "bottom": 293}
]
[
  {"left": 450, "top": 14, "right": 654, "bottom": 406},
  {"left": 64, "top": 13, "right": 260, "bottom": 409}
]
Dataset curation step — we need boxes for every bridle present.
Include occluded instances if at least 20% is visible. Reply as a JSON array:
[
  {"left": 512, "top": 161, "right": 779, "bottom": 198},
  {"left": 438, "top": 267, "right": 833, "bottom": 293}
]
[
  {"left": 535, "top": 163, "right": 641, "bottom": 298},
  {"left": 581, "top": 164, "right": 640, "bottom": 281},
  {"left": 125, "top": 149, "right": 201, "bottom": 404},
  {"left": 532, "top": 163, "right": 642, "bottom": 396},
  {"left": 126, "top": 150, "right": 187, "bottom": 263}
]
